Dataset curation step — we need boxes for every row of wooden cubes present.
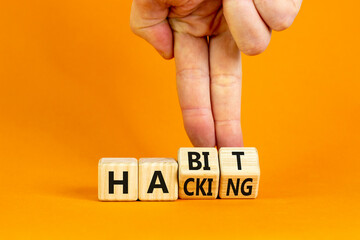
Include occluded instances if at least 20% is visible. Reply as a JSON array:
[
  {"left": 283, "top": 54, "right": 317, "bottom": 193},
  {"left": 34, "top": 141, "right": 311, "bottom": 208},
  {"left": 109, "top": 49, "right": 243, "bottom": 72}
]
[{"left": 98, "top": 147, "right": 260, "bottom": 201}]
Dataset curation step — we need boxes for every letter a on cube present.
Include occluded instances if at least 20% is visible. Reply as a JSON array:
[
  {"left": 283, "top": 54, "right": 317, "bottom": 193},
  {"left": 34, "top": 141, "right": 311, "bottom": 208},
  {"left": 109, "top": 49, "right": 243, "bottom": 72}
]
[
  {"left": 219, "top": 148, "right": 260, "bottom": 198},
  {"left": 98, "top": 158, "right": 138, "bottom": 201},
  {"left": 178, "top": 148, "right": 219, "bottom": 199},
  {"left": 139, "top": 158, "right": 178, "bottom": 201}
]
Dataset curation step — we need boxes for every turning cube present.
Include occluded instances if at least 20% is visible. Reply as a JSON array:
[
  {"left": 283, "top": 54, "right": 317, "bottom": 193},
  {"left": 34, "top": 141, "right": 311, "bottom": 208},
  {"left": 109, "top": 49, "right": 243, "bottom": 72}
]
[
  {"left": 178, "top": 148, "right": 219, "bottom": 199},
  {"left": 219, "top": 147, "right": 260, "bottom": 198},
  {"left": 98, "top": 158, "right": 138, "bottom": 201},
  {"left": 139, "top": 158, "right": 178, "bottom": 201}
]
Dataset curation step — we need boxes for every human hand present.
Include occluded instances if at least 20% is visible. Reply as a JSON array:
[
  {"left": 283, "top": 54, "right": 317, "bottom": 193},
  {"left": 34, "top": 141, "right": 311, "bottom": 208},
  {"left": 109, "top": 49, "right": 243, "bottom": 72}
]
[{"left": 130, "top": 0, "right": 302, "bottom": 147}]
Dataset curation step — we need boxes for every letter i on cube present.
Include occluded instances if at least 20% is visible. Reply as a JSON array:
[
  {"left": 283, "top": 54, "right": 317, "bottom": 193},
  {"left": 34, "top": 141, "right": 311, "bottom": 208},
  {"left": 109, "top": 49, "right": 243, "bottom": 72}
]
[
  {"left": 178, "top": 148, "right": 220, "bottom": 199},
  {"left": 219, "top": 148, "right": 260, "bottom": 198}
]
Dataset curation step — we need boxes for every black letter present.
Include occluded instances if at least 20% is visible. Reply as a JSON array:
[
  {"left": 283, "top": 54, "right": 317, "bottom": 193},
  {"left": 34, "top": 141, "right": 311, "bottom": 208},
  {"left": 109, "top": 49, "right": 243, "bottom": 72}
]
[
  {"left": 232, "top": 152, "right": 244, "bottom": 170},
  {"left": 184, "top": 178, "right": 194, "bottom": 196},
  {"left": 207, "top": 178, "right": 213, "bottom": 196},
  {"left": 226, "top": 178, "right": 240, "bottom": 196},
  {"left": 202, "top": 152, "right": 210, "bottom": 170},
  {"left": 241, "top": 178, "right": 253, "bottom": 196},
  {"left": 196, "top": 178, "right": 207, "bottom": 196},
  {"left": 188, "top": 152, "right": 202, "bottom": 170},
  {"left": 109, "top": 171, "right": 128, "bottom": 194},
  {"left": 147, "top": 171, "right": 169, "bottom": 193}
]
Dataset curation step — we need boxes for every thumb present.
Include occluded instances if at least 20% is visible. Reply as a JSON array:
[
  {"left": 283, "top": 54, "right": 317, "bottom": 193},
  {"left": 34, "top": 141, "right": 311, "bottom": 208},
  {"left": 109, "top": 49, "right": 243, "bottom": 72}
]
[{"left": 130, "top": 0, "right": 173, "bottom": 59}]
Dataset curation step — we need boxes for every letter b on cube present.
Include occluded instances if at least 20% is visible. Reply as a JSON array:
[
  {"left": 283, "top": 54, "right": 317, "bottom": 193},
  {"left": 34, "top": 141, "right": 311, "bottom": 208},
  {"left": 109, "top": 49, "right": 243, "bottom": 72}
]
[{"left": 178, "top": 148, "right": 219, "bottom": 199}]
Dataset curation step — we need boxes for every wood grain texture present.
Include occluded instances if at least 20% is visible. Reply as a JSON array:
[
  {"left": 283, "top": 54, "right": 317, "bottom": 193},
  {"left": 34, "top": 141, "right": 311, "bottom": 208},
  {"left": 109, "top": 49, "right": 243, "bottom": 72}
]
[
  {"left": 178, "top": 148, "right": 219, "bottom": 199},
  {"left": 98, "top": 158, "right": 138, "bottom": 201},
  {"left": 139, "top": 158, "right": 178, "bottom": 201},
  {"left": 219, "top": 147, "right": 260, "bottom": 198}
]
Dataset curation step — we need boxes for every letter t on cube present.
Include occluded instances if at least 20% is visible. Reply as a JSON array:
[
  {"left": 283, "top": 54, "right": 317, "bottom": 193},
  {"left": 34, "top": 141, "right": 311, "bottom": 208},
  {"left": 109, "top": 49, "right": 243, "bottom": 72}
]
[
  {"left": 98, "top": 158, "right": 138, "bottom": 201},
  {"left": 219, "top": 148, "right": 260, "bottom": 198}
]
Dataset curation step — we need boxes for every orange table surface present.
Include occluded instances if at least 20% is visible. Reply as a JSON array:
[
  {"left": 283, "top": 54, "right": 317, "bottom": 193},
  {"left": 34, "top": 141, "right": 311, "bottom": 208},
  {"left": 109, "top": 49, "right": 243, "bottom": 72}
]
[{"left": 1, "top": 0, "right": 359, "bottom": 239}]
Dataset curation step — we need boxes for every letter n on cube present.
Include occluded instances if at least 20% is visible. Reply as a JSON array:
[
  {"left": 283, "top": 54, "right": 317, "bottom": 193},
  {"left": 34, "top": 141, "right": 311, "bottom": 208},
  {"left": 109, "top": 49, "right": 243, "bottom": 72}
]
[{"left": 219, "top": 148, "right": 260, "bottom": 198}]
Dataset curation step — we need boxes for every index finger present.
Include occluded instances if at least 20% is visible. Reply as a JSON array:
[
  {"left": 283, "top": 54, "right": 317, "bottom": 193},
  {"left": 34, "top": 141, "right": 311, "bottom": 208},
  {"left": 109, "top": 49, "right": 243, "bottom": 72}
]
[{"left": 175, "top": 32, "right": 216, "bottom": 147}]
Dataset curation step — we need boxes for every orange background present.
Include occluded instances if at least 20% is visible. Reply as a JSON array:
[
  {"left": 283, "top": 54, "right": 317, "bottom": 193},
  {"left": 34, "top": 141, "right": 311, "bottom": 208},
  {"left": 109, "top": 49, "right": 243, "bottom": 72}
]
[{"left": 1, "top": 0, "right": 359, "bottom": 239}]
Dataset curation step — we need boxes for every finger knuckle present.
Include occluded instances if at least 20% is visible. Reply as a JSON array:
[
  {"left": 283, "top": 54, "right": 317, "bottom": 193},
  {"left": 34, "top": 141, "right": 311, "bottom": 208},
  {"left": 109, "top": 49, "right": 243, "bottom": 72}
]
[
  {"left": 129, "top": 22, "right": 138, "bottom": 34},
  {"left": 271, "top": 3, "right": 298, "bottom": 31},
  {"left": 211, "top": 74, "right": 241, "bottom": 88},
  {"left": 242, "top": 38, "right": 269, "bottom": 56},
  {"left": 271, "top": 14, "right": 295, "bottom": 31}
]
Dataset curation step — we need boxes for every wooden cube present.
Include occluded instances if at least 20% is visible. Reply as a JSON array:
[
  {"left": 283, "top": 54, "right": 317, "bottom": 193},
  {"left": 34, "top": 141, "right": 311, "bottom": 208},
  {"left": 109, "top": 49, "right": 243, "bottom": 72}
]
[
  {"left": 98, "top": 158, "right": 138, "bottom": 201},
  {"left": 219, "top": 147, "right": 260, "bottom": 198},
  {"left": 139, "top": 158, "right": 178, "bottom": 201},
  {"left": 178, "top": 148, "right": 219, "bottom": 199}
]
